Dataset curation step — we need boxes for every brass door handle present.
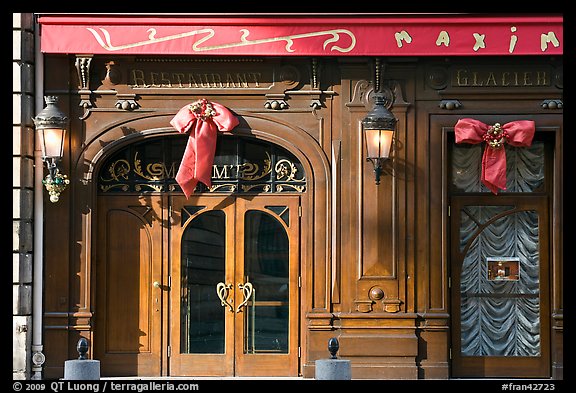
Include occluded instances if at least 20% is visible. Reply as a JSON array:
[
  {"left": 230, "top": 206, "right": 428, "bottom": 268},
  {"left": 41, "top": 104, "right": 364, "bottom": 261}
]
[
  {"left": 153, "top": 281, "right": 161, "bottom": 288},
  {"left": 216, "top": 282, "right": 234, "bottom": 312},
  {"left": 236, "top": 282, "right": 254, "bottom": 313}
]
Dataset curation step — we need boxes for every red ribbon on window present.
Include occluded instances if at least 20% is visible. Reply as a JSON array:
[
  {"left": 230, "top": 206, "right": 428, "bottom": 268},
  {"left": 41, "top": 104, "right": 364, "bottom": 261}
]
[
  {"left": 454, "top": 118, "right": 535, "bottom": 194},
  {"left": 170, "top": 99, "right": 239, "bottom": 198}
]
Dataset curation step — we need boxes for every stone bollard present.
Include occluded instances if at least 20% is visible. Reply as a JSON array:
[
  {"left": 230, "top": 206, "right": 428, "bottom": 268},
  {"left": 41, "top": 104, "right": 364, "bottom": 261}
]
[
  {"left": 315, "top": 337, "right": 351, "bottom": 380},
  {"left": 63, "top": 338, "right": 101, "bottom": 380}
]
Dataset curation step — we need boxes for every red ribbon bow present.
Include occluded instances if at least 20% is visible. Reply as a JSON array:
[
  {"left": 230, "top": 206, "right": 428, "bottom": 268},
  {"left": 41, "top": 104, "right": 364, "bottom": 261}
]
[
  {"left": 170, "top": 99, "right": 239, "bottom": 198},
  {"left": 454, "top": 118, "right": 535, "bottom": 194}
]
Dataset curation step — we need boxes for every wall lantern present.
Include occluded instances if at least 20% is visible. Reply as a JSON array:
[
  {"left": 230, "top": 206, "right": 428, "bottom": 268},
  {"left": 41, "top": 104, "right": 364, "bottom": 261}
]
[
  {"left": 361, "top": 92, "right": 397, "bottom": 185},
  {"left": 33, "top": 96, "right": 69, "bottom": 202}
]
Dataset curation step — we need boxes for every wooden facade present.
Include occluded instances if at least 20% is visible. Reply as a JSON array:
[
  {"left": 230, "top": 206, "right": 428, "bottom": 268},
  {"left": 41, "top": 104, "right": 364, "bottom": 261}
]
[{"left": 40, "top": 51, "right": 563, "bottom": 379}]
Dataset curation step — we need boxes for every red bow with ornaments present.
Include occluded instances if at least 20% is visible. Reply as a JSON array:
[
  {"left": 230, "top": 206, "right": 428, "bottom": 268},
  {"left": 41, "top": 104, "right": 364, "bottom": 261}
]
[
  {"left": 170, "top": 99, "right": 239, "bottom": 198},
  {"left": 454, "top": 118, "right": 535, "bottom": 194}
]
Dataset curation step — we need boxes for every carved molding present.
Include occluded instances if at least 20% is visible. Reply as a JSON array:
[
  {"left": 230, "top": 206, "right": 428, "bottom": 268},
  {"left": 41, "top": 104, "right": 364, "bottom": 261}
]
[
  {"left": 264, "top": 93, "right": 289, "bottom": 110},
  {"left": 306, "top": 312, "right": 335, "bottom": 331},
  {"left": 347, "top": 79, "right": 408, "bottom": 110},
  {"left": 382, "top": 298, "right": 402, "bottom": 313},
  {"left": 439, "top": 99, "right": 462, "bottom": 110},
  {"left": 115, "top": 93, "right": 140, "bottom": 111},
  {"left": 387, "top": 80, "right": 410, "bottom": 108},
  {"left": 103, "top": 61, "right": 122, "bottom": 86},
  {"left": 308, "top": 58, "right": 323, "bottom": 109},
  {"left": 354, "top": 300, "right": 373, "bottom": 313},
  {"left": 540, "top": 99, "right": 563, "bottom": 109},
  {"left": 426, "top": 66, "right": 449, "bottom": 90},
  {"left": 75, "top": 56, "right": 93, "bottom": 109},
  {"left": 347, "top": 79, "right": 371, "bottom": 108},
  {"left": 355, "top": 286, "right": 402, "bottom": 313},
  {"left": 278, "top": 64, "right": 300, "bottom": 87},
  {"left": 554, "top": 66, "right": 563, "bottom": 89},
  {"left": 369, "top": 286, "right": 385, "bottom": 301},
  {"left": 75, "top": 56, "right": 92, "bottom": 90},
  {"left": 310, "top": 58, "right": 320, "bottom": 89}
]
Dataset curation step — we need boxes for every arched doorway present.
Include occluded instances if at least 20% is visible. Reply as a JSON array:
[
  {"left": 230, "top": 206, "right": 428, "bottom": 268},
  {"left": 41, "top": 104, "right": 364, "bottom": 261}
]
[{"left": 94, "top": 134, "right": 304, "bottom": 377}]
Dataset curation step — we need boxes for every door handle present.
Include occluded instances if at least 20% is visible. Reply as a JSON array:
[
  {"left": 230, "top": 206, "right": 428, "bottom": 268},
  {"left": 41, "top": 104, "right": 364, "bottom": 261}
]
[
  {"left": 236, "top": 282, "right": 254, "bottom": 313},
  {"left": 216, "top": 282, "right": 234, "bottom": 312},
  {"left": 153, "top": 281, "right": 169, "bottom": 290}
]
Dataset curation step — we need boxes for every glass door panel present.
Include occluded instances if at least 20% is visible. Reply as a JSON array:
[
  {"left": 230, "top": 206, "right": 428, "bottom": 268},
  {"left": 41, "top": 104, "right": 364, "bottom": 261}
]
[
  {"left": 180, "top": 210, "right": 226, "bottom": 354},
  {"left": 450, "top": 197, "right": 550, "bottom": 378},
  {"left": 242, "top": 210, "right": 290, "bottom": 354},
  {"left": 169, "top": 196, "right": 235, "bottom": 377},
  {"left": 234, "top": 196, "right": 300, "bottom": 376},
  {"left": 458, "top": 207, "right": 540, "bottom": 357}
]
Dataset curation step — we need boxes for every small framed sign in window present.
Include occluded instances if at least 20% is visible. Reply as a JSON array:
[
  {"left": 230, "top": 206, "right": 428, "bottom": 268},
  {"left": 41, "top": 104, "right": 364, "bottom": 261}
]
[{"left": 487, "top": 257, "right": 520, "bottom": 281}]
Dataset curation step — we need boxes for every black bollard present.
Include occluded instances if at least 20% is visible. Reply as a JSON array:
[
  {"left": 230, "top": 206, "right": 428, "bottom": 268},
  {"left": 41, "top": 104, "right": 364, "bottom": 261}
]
[
  {"left": 315, "top": 337, "right": 351, "bottom": 380},
  {"left": 328, "top": 337, "right": 339, "bottom": 359},
  {"left": 77, "top": 338, "right": 89, "bottom": 360},
  {"left": 63, "top": 338, "right": 101, "bottom": 380}
]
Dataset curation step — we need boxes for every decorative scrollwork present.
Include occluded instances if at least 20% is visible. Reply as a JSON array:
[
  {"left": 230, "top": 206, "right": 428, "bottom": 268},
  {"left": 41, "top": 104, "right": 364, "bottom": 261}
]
[
  {"left": 216, "top": 282, "right": 234, "bottom": 313},
  {"left": 133, "top": 151, "right": 165, "bottom": 181},
  {"left": 275, "top": 184, "right": 305, "bottom": 192},
  {"left": 101, "top": 159, "right": 130, "bottom": 182},
  {"left": 100, "top": 184, "right": 129, "bottom": 193},
  {"left": 208, "top": 184, "right": 237, "bottom": 193},
  {"left": 275, "top": 159, "right": 305, "bottom": 182},
  {"left": 98, "top": 136, "right": 306, "bottom": 194},
  {"left": 242, "top": 184, "right": 271, "bottom": 193},
  {"left": 236, "top": 282, "right": 254, "bottom": 313},
  {"left": 135, "top": 184, "right": 163, "bottom": 192},
  {"left": 241, "top": 152, "right": 272, "bottom": 181}
]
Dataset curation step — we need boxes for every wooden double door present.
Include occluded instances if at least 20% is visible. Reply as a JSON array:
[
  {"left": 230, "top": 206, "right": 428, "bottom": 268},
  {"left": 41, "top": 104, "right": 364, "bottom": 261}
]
[{"left": 95, "top": 194, "right": 300, "bottom": 377}]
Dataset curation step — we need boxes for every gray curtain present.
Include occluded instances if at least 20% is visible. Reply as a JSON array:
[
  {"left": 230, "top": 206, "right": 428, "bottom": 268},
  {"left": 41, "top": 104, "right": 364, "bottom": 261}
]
[{"left": 452, "top": 142, "right": 544, "bottom": 193}]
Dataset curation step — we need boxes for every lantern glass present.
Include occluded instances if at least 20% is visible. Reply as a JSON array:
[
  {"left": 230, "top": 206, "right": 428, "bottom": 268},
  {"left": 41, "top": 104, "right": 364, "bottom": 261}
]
[
  {"left": 365, "top": 128, "right": 394, "bottom": 159},
  {"left": 38, "top": 127, "right": 66, "bottom": 159}
]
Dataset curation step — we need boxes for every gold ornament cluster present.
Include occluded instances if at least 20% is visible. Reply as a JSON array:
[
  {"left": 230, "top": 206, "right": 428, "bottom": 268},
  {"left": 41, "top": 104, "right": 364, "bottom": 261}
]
[
  {"left": 483, "top": 123, "right": 509, "bottom": 149},
  {"left": 188, "top": 99, "right": 218, "bottom": 121}
]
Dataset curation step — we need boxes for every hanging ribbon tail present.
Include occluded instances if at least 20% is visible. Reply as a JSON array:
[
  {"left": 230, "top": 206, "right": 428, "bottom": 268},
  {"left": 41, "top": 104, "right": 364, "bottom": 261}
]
[
  {"left": 175, "top": 132, "right": 199, "bottom": 199},
  {"left": 170, "top": 101, "right": 239, "bottom": 198},
  {"left": 481, "top": 147, "right": 507, "bottom": 194}
]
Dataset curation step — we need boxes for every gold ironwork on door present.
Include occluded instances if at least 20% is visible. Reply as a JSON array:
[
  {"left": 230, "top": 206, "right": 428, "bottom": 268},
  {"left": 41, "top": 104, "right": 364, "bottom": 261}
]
[{"left": 169, "top": 195, "right": 300, "bottom": 377}]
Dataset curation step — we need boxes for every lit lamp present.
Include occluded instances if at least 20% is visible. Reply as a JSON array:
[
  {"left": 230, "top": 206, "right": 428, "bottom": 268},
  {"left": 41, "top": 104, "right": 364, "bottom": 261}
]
[
  {"left": 362, "top": 92, "right": 397, "bottom": 185},
  {"left": 33, "top": 96, "right": 69, "bottom": 202}
]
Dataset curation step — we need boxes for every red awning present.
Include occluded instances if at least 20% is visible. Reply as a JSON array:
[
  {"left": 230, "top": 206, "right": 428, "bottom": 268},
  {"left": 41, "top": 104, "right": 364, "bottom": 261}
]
[{"left": 38, "top": 15, "right": 563, "bottom": 56}]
